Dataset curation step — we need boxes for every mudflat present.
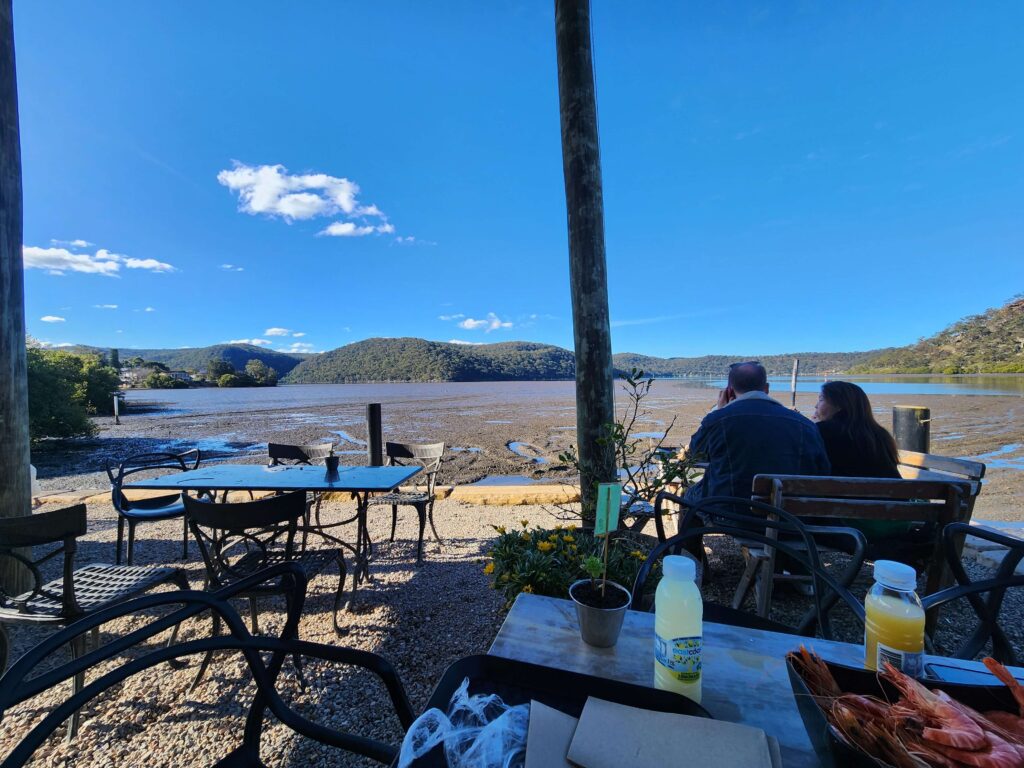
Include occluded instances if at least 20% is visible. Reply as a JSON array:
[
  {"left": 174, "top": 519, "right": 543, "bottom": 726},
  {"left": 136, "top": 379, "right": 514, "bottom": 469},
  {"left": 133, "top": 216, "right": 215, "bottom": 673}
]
[{"left": 30, "top": 380, "right": 1023, "bottom": 520}]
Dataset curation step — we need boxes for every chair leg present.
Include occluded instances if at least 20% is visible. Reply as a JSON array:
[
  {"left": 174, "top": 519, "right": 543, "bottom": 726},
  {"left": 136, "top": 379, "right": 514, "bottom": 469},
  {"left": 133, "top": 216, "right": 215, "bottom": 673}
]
[
  {"left": 390, "top": 504, "right": 398, "bottom": 542},
  {"left": 127, "top": 520, "right": 137, "bottom": 565},
  {"left": 189, "top": 612, "right": 221, "bottom": 692},
  {"left": 415, "top": 504, "right": 427, "bottom": 564},
  {"left": 181, "top": 515, "right": 189, "bottom": 560},
  {"left": 248, "top": 598, "right": 261, "bottom": 635},
  {"left": 732, "top": 549, "right": 760, "bottom": 610},
  {"left": 427, "top": 501, "right": 443, "bottom": 546},
  {"left": 116, "top": 516, "right": 125, "bottom": 565},
  {"left": 66, "top": 633, "right": 88, "bottom": 741}
]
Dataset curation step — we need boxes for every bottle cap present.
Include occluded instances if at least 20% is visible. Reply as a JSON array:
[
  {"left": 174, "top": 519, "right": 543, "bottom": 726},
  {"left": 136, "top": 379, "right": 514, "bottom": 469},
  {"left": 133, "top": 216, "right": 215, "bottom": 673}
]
[
  {"left": 873, "top": 560, "right": 917, "bottom": 591},
  {"left": 663, "top": 555, "right": 696, "bottom": 582}
]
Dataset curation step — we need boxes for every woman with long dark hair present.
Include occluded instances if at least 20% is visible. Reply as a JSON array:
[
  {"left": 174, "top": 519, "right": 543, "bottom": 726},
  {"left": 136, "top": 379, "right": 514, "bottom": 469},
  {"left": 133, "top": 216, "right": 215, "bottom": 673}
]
[{"left": 813, "top": 381, "right": 900, "bottom": 478}]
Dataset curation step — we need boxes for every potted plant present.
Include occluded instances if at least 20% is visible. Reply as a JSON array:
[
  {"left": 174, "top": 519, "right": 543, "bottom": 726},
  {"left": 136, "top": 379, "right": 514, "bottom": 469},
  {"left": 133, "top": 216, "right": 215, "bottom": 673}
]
[
  {"left": 569, "top": 552, "right": 631, "bottom": 648},
  {"left": 325, "top": 446, "right": 340, "bottom": 474}
]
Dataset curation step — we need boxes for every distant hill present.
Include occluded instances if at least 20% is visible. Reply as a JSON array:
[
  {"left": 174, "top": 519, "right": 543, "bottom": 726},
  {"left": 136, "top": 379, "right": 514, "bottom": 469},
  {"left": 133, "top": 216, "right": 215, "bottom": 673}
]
[
  {"left": 611, "top": 351, "right": 883, "bottom": 377},
  {"left": 64, "top": 343, "right": 308, "bottom": 376},
  {"left": 853, "top": 296, "right": 1024, "bottom": 374},
  {"left": 284, "top": 338, "right": 576, "bottom": 383}
]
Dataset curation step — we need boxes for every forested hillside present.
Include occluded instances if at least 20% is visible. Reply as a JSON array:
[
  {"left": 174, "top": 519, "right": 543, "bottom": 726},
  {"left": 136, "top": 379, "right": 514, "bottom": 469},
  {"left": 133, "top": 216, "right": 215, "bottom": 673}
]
[
  {"left": 853, "top": 296, "right": 1024, "bottom": 373},
  {"left": 611, "top": 351, "right": 883, "bottom": 377},
  {"left": 64, "top": 343, "right": 308, "bottom": 375}
]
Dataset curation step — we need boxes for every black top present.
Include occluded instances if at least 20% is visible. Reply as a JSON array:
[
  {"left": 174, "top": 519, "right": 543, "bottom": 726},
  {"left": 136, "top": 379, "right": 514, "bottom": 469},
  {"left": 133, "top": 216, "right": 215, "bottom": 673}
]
[{"left": 816, "top": 415, "right": 901, "bottom": 478}]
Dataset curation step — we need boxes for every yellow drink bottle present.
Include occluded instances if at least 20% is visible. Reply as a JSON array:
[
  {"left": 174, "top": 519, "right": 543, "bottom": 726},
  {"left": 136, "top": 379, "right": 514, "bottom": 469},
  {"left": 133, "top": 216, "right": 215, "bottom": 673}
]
[
  {"left": 864, "top": 560, "right": 925, "bottom": 677},
  {"left": 654, "top": 555, "right": 702, "bottom": 703}
]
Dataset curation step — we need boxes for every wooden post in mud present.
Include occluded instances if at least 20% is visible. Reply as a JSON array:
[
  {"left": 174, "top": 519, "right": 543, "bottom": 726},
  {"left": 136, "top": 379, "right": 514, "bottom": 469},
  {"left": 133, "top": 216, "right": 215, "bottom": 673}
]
[
  {"left": 366, "top": 403, "right": 383, "bottom": 466},
  {"left": 893, "top": 406, "right": 930, "bottom": 453},
  {"left": 0, "top": 0, "right": 31, "bottom": 593},
  {"left": 790, "top": 358, "right": 800, "bottom": 410},
  {"left": 555, "top": 0, "right": 617, "bottom": 521}
]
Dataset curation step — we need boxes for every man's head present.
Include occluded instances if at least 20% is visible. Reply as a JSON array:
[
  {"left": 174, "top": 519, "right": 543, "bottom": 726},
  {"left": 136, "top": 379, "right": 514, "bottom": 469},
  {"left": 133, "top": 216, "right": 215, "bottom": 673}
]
[{"left": 727, "top": 361, "right": 769, "bottom": 395}]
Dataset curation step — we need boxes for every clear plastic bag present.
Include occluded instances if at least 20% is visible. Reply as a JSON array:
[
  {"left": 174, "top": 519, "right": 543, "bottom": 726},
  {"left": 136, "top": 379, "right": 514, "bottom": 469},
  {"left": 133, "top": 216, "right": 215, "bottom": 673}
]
[{"left": 398, "top": 678, "right": 529, "bottom": 768}]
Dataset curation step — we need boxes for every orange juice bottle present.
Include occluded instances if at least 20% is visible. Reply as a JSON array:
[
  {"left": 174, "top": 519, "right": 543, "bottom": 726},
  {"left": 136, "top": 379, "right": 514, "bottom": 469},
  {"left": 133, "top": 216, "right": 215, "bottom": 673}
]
[{"left": 864, "top": 560, "right": 925, "bottom": 676}]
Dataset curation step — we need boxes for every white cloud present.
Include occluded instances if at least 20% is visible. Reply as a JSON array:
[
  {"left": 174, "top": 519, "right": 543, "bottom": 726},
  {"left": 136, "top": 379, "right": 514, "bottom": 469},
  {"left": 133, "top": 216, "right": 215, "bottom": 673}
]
[
  {"left": 456, "top": 313, "right": 513, "bottom": 332},
  {"left": 292, "top": 332, "right": 306, "bottom": 337},
  {"left": 264, "top": 327, "right": 292, "bottom": 337},
  {"left": 50, "top": 238, "right": 93, "bottom": 248},
  {"left": 217, "top": 162, "right": 405, "bottom": 240},
  {"left": 38, "top": 340, "right": 75, "bottom": 348},
  {"left": 94, "top": 304, "right": 118, "bottom": 309},
  {"left": 144, "top": 307, "right": 156, "bottom": 312},
  {"left": 448, "top": 339, "right": 485, "bottom": 346},
  {"left": 24, "top": 244, "right": 176, "bottom": 276},
  {"left": 40, "top": 315, "right": 65, "bottom": 323},
  {"left": 221, "top": 264, "right": 245, "bottom": 272},
  {"left": 277, "top": 341, "right": 315, "bottom": 352},
  {"left": 227, "top": 338, "right": 272, "bottom": 346},
  {"left": 439, "top": 313, "right": 465, "bottom": 321}
]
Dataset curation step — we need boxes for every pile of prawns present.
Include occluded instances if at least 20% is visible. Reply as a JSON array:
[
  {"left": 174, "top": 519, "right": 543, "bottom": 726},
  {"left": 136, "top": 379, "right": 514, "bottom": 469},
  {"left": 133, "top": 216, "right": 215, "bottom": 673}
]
[{"left": 790, "top": 646, "right": 1024, "bottom": 768}]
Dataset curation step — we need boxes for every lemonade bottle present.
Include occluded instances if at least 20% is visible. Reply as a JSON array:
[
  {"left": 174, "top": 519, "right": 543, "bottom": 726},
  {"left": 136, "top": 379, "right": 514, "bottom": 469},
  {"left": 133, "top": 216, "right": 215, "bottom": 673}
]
[
  {"left": 654, "top": 555, "right": 703, "bottom": 703},
  {"left": 864, "top": 560, "right": 925, "bottom": 676}
]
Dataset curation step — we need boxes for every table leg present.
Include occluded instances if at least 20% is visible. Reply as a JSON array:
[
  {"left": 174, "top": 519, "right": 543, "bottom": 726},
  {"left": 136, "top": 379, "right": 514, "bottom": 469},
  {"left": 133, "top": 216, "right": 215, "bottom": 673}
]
[{"left": 353, "top": 492, "right": 373, "bottom": 585}]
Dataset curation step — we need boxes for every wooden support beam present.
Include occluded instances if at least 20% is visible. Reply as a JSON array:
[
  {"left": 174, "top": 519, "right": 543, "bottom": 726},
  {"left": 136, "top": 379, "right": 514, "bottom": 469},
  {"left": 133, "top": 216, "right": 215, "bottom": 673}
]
[
  {"left": 0, "top": 0, "right": 31, "bottom": 593},
  {"left": 554, "top": 0, "right": 617, "bottom": 520}
]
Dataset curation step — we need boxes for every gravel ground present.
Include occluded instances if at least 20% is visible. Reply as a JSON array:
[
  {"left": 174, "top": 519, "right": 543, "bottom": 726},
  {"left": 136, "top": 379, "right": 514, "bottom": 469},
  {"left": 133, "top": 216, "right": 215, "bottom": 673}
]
[{"left": 1, "top": 498, "right": 1021, "bottom": 767}]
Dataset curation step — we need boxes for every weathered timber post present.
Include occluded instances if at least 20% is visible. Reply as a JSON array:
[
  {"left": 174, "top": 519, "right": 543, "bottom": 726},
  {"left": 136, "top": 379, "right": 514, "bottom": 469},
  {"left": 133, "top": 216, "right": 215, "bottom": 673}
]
[
  {"left": 113, "top": 393, "right": 120, "bottom": 425},
  {"left": 790, "top": 358, "right": 800, "bottom": 410},
  {"left": 893, "top": 405, "right": 930, "bottom": 453},
  {"left": 0, "top": 0, "right": 31, "bottom": 593},
  {"left": 555, "top": 0, "right": 617, "bottom": 521},
  {"left": 366, "top": 403, "right": 383, "bottom": 466}
]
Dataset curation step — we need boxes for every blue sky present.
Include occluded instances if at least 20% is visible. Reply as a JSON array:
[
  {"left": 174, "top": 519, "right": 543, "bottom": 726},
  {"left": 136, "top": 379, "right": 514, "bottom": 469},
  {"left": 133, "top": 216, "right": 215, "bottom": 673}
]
[{"left": 16, "top": 2, "right": 1024, "bottom": 358}]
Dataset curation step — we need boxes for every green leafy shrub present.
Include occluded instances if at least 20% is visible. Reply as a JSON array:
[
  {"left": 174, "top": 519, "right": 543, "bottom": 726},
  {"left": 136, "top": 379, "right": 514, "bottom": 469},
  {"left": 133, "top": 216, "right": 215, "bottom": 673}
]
[
  {"left": 144, "top": 372, "right": 189, "bottom": 389},
  {"left": 218, "top": 372, "right": 255, "bottom": 387},
  {"left": 27, "top": 348, "right": 121, "bottom": 440},
  {"left": 483, "top": 521, "right": 657, "bottom": 606}
]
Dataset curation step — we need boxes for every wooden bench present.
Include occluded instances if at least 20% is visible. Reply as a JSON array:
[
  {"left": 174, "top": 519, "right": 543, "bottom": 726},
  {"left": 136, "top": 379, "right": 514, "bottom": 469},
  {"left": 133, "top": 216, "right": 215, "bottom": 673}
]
[
  {"left": 747, "top": 474, "right": 974, "bottom": 632},
  {"left": 898, "top": 449, "right": 985, "bottom": 517}
]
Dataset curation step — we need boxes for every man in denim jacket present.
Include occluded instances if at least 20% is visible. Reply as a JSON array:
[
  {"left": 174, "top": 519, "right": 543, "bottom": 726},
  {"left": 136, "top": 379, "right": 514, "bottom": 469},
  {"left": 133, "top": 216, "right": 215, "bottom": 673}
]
[{"left": 684, "top": 361, "right": 830, "bottom": 507}]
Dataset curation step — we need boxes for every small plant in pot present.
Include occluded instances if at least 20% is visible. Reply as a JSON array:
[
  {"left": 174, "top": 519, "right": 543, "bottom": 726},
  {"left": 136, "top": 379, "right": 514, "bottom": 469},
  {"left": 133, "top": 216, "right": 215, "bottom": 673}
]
[{"left": 569, "top": 552, "right": 631, "bottom": 648}]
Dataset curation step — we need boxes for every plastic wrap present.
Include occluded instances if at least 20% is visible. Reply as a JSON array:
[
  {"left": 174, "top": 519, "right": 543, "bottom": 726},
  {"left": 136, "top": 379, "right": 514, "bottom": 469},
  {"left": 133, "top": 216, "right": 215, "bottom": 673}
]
[{"left": 398, "top": 678, "right": 529, "bottom": 768}]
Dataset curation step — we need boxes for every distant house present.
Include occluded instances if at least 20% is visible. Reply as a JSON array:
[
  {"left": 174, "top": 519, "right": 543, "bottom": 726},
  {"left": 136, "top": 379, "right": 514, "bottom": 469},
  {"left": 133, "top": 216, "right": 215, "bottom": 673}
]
[{"left": 168, "top": 370, "right": 192, "bottom": 382}]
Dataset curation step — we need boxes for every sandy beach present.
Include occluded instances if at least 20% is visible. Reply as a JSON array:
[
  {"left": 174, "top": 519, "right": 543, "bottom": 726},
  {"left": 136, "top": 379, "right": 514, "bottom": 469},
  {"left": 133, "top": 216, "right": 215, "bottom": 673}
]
[{"left": 28, "top": 380, "right": 1023, "bottom": 521}]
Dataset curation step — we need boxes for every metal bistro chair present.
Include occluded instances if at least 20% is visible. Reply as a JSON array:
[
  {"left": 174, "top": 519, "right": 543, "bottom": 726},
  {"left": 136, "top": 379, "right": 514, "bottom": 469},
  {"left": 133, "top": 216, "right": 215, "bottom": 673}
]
[
  {"left": 0, "top": 564, "right": 416, "bottom": 766},
  {"left": 368, "top": 442, "right": 445, "bottom": 563},
  {"left": 922, "top": 522, "right": 1024, "bottom": 665},
  {"left": 182, "top": 491, "right": 348, "bottom": 688},
  {"left": 268, "top": 441, "right": 335, "bottom": 530},
  {"left": 106, "top": 449, "right": 201, "bottom": 565},
  {"left": 0, "top": 504, "right": 189, "bottom": 737},
  {"left": 632, "top": 495, "right": 868, "bottom": 639}
]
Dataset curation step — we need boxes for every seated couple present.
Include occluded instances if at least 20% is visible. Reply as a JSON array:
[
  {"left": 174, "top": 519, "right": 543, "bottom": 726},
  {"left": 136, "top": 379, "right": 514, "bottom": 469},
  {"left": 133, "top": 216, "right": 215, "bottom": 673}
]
[{"left": 684, "top": 362, "right": 902, "bottom": 537}]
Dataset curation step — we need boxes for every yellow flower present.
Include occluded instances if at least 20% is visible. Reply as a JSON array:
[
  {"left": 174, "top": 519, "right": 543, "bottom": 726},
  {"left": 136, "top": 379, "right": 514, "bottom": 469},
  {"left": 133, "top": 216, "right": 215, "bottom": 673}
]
[
  {"left": 483, "top": 562, "right": 495, "bottom": 575},
  {"left": 631, "top": 550, "right": 645, "bottom": 560},
  {"left": 520, "top": 519, "right": 530, "bottom": 528},
  {"left": 536, "top": 541, "right": 555, "bottom": 553},
  {"left": 522, "top": 584, "right": 534, "bottom": 594},
  {"left": 548, "top": 534, "right": 560, "bottom": 542},
  {"left": 562, "top": 535, "right": 575, "bottom": 543},
  {"left": 521, "top": 532, "right": 531, "bottom": 542},
  {"left": 568, "top": 524, "right": 579, "bottom": 532},
  {"left": 554, "top": 524, "right": 564, "bottom": 531},
  {"left": 494, "top": 525, "right": 507, "bottom": 535},
  {"left": 500, "top": 573, "right": 510, "bottom": 582}
]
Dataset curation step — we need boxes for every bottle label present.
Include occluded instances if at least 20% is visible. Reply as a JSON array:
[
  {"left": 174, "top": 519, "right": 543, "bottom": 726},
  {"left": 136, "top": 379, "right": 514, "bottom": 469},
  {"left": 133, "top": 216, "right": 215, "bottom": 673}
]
[
  {"left": 655, "top": 634, "right": 702, "bottom": 682},
  {"left": 876, "top": 642, "right": 923, "bottom": 677}
]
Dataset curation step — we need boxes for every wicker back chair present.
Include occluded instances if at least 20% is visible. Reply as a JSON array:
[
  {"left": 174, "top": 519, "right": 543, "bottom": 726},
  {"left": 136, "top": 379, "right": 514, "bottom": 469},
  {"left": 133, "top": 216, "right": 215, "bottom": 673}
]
[{"left": 368, "top": 442, "right": 445, "bottom": 563}]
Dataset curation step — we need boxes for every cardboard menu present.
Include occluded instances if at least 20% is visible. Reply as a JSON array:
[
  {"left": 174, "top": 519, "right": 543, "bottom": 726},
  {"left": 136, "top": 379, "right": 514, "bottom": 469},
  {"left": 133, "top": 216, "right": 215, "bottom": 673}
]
[{"left": 525, "top": 697, "right": 781, "bottom": 768}]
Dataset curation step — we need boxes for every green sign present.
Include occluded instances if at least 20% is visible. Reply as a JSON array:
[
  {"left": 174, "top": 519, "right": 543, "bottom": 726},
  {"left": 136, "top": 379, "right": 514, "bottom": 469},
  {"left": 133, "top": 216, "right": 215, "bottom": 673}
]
[{"left": 595, "top": 482, "right": 621, "bottom": 537}]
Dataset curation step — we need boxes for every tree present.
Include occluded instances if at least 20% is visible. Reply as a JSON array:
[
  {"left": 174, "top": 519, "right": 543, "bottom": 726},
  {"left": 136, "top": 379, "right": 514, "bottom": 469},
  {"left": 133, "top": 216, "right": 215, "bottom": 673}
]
[
  {"left": 218, "top": 372, "right": 254, "bottom": 388},
  {"left": 144, "top": 372, "right": 188, "bottom": 389},
  {"left": 109, "top": 348, "right": 120, "bottom": 370},
  {"left": 26, "top": 348, "right": 96, "bottom": 440},
  {"left": 244, "top": 358, "right": 278, "bottom": 386},
  {"left": 81, "top": 355, "right": 120, "bottom": 414},
  {"left": 207, "top": 358, "right": 235, "bottom": 378},
  {"left": 127, "top": 356, "right": 145, "bottom": 368}
]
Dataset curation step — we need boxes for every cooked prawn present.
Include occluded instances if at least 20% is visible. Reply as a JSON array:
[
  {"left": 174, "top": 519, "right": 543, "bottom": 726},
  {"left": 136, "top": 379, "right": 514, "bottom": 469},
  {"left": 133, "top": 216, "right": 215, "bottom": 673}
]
[{"left": 881, "top": 662, "right": 990, "bottom": 751}]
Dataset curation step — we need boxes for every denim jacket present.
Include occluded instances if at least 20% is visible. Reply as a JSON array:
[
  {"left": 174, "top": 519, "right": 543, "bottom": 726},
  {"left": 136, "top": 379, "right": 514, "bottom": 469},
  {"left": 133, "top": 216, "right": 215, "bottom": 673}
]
[{"left": 686, "top": 394, "right": 830, "bottom": 500}]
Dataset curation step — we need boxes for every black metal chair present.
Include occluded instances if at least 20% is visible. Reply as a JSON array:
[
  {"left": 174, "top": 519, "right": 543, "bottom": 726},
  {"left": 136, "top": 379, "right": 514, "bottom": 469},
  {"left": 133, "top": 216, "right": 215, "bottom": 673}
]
[
  {"left": 106, "top": 449, "right": 201, "bottom": 565},
  {"left": 0, "top": 563, "right": 415, "bottom": 766},
  {"left": 0, "top": 504, "right": 189, "bottom": 737},
  {"left": 368, "top": 442, "right": 445, "bottom": 563},
  {"left": 182, "top": 491, "right": 348, "bottom": 688},
  {"left": 267, "top": 441, "right": 335, "bottom": 531},
  {"left": 922, "top": 522, "right": 1024, "bottom": 664},
  {"left": 631, "top": 495, "right": 868, "bottom": 639}
]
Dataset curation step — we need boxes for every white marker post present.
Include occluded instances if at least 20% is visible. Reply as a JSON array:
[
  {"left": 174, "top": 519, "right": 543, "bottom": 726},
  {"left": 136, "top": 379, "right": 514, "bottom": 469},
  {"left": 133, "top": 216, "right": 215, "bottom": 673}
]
[{"left": 113, "top": 393, "right": 120, "bottom": 425}]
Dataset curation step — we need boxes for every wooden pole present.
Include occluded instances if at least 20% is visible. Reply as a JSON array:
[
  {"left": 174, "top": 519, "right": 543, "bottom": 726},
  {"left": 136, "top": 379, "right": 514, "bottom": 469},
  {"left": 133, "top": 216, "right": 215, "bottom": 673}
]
[
  {"left": 366, "top": 403, "right": 383, "bottom": 466},
  {"left": 893, "top": 406, "right": 930, "bottom": 453},
  {"left": 0, "top": 0, "right": 31, "bottom": 593},
  {"left": 555, "top": 0, "right": 617, "bottom": 522},
  {"left": 790, "top": 358, "right": 800, "bottom": 410}
]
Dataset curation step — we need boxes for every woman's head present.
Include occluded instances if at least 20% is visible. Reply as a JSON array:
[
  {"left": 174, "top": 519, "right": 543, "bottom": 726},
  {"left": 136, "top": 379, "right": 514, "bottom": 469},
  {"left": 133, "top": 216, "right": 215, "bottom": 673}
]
[
  {"left": 816, "top": 380, "right": 899, "bottom": 465},
  {"left": 815, "top": 380, "right": 873, "bottom": 423}
]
